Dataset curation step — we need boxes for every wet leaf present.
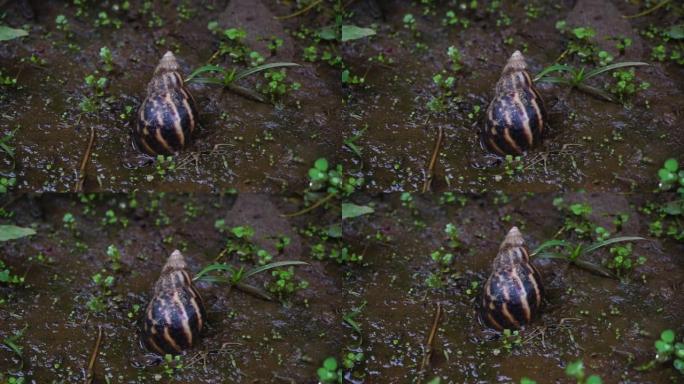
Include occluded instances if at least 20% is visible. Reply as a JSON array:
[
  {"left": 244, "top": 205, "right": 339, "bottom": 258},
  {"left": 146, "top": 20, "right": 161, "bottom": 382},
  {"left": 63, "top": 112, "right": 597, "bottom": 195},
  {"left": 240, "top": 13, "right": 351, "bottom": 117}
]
[
  {"left": 0, "top": 26, "right": 28, "bottom": 41},
  {"left": 341, "top": 25, "right": 376, "bottom": 42},
  {"left": 0, "top": 225, "right": 36, "bottom": 242},
  {"left": 661, "top": 329, "right": 676, "bottom": 343},
  {"left": 664, "top": 158, "right": 679, "bottom": 172},
  {"left": 342, "top": 203, "right": 374, "bottom": 219}
]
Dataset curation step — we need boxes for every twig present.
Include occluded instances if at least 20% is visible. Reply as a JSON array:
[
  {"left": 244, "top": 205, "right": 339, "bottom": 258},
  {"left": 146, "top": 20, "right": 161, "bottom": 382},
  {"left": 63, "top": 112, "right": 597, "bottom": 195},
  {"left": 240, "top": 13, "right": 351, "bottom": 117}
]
[
  {"left": 275, "top": 0, "right": 323, "bottom": 20},
  {"left": 623, "top": 0, "right": 671, "bottom": 19},
  {"left": 85, "top": 325, "right": 103, "bottom": 384},
  {"left": 422, "top": 126, "right": 444, "bottom": 193},
  {"left": 418, "top": 303, "right": 442, "bottom": 378},
  {"left": 281, "top": 192, "right": 335, "bottom": 218},
  {"left": 75, "top": 126, "right": 96, "bottom": 192}
]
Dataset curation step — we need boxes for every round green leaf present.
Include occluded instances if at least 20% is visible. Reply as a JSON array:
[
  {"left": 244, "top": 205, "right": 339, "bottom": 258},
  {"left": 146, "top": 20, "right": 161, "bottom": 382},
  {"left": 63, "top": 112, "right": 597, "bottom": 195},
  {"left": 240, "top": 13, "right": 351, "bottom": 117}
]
[
  {"left": 323, "top": 357, "right": 338, "bottom": 371},
  {"left": 664, "top": 158, "right": 679, "bottom": 172},
  {"left": 586, "top": 375, "right": 603, "bottom": 384},
  {"left": 565, "top": 360, "right": 584, "bottom": 377},
  {"left": 655, "top": 340, "right": 672, "bottom": 353},
  {"left": 658, "top": 169, "right": 676, "bottom": 182},
  {"left": 662, "top": 329, "right": 676, "bottom": 343},
  {"left": 314, "top": 158, "right": 329, "bottom": 172}
]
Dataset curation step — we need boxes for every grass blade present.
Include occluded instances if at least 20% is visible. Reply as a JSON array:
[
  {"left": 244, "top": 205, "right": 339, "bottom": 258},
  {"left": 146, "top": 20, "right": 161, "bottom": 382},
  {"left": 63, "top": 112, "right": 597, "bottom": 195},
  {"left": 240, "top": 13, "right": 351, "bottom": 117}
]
[
  {"left": 534, "top": 64, "right": 573, "bottom": 82},
  {"left": 534, "top": 76, "right": 572, "bottom": 85},
  {"left": 531, "top": 239, "right": 572, "bottom": 256},
  {"left": 235, "top": 282, "right": 275, "bottom": 301},
  {"left": 533, "top": 252, "right": 569, "bottom": 260},
  {"left": 186, "top": 65, "right": 225, "bottom": 82},
  {"left": 584, "top": 62, "right": 649, "bottom": 79},
  {"left": 576, "top": 83, "right": 616, "bottom": 102},
  {"left": 193, "top": 262, "right": 234, "bottom": 281},
  {"left": 187, "top": 77, "right": 226, "bottom": 85},
  {"left": 242, "top": 260, "right": 309, "bottom": 280},
  {"left": 233, "top": 62, "right": 300, "bottom": 82},
  {"left": 582, "top": 236, "right": 646, "bottom": 254}
]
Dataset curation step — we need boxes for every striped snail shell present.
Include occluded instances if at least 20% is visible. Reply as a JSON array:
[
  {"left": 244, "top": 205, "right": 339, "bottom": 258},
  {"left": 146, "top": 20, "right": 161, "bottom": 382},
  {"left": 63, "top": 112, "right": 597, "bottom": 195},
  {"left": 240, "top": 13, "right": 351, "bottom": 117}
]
[
  {"left": 134, "top": 51, "right": 198, "bottom": 156},
  {"left": 142, "top": 250, "right": 206, "bottom": 354},
  {"left": 481, "top": 226, "right": 544, "bottom": 331},
  {"left": 481, "top": 50, "right": 547, "bottom": 156}
]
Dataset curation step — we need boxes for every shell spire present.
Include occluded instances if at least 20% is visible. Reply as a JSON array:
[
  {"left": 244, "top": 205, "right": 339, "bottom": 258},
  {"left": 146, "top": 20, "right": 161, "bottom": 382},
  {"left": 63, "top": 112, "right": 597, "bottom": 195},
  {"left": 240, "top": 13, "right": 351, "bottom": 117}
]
[
  {"left": 154, "top": 51, "right": 179, "bottom": 74},
  {"left": 481, "top": 227, "right": 544, "bottom": 331},
  {"left": 162, "top": 249, "right": 187, "bottom": 272},
  {"left": 501, "top": 50, "right": 527, "bottom": 75}
]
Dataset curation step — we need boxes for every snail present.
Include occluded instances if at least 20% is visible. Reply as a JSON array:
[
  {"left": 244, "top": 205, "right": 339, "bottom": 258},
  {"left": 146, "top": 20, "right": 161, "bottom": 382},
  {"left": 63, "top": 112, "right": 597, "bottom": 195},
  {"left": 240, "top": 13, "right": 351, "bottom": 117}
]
[
  {"left": 134, "top": 51, "right": 198, "bottom": 156},
  {"left": 481, "top": 226, "right": 544, "bottom": 331},
  {"left": 141, "top": 250, "right": 206, "bottom": 354},
  {"left": 481, "top": 50, "right": 547, "bottom": 156}
]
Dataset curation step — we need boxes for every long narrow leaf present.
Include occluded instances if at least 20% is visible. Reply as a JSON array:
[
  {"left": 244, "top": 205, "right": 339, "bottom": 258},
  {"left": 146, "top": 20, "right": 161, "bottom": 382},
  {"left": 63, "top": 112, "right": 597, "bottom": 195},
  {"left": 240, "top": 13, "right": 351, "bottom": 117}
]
[
  {"left": 533, "top": 252, "right": 569, "bottom": 260},
  {"left": 534, "top": 64, "right": 574, "bottom": 81},
  {"left": 193, "top": 263, "right": 234, "bottom": 281},
  {"left": 234, "top": 62, "right": 300, "bottom": 82},
  {"left": 186, "top": 65, "right": 225, "bottom": 82},
  {"left": 534, "top": 76, "right": 572, "bottom": 85},
  {"left": 187, "top": 77, "right": 225, "bottom": 85},
  {"left": 531, "top": 240, "right": 572, "bottom": 256},
  {"left": 576, "top": 83, "right": 615, "bottom": 102},
  {"left": 582, "top": 236, "right": 646, "bottom": 254},
  {"left": 195, "top": 275, "right": 232, "bottom": 284},
  {"left": 243, "top": 260, "right": 309, "bottom": 280},
  {"left": 584, "top": 62, "right": 649, "bottom": 79},
  {"left": 235, "top": 282, "right": 275, "bottom": 301}
]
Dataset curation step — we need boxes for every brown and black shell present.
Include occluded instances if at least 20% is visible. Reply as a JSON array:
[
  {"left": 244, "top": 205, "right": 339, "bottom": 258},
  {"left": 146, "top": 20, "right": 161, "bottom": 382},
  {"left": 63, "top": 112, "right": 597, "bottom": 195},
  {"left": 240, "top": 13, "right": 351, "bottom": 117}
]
[
  {"left": 141, "top": 250, "right": 206, "bottom": 355},
  {"left": 481, "top": 226, "right": 544, "bottom": 331},
  {"left": 134, "top": 51, "right": 198, "bottom": 156},
  {"left": 481, "top": 50, "right": 547, "bottom": 156}
]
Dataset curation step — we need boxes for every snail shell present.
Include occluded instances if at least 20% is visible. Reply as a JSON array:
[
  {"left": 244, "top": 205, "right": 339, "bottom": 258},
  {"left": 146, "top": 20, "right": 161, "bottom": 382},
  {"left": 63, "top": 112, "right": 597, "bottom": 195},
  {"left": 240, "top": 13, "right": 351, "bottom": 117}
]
[
  {"left": 134, "top": 51, "right": 198, "bottom": 156},
  {"left": 481, "top": 50, "right": 547, "bottom": 156},
  {"left": 141, "top": 250, "right": 206, "bottom": 354},
  {"left": 481, "top": 226, "right": 544, "bottom": 330}
]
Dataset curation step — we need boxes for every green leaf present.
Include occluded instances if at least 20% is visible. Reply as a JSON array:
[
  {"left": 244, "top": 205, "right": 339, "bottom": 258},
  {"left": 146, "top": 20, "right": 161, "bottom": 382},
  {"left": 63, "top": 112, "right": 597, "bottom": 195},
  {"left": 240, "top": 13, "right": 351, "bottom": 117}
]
[
  {"left": 666, "top": 24, "right": 684, "bottom": 40},
  {"left": 342, "top": 203, "right": 374, "bottom": 219},
  {"left": 520, "top": 378, "right": 537, "bottom": 384},
  {"left": 318, "top": 25, "right": 337, "bottom": 41},
  {"left": 185, "top": 65, "right": 225, "bottom": 82},
  {"left": 323, "top": 357, "right": 338, "bottom": 371},
  {"left": 0, "top": 25, "right": 28, "bottom": 41},
  {"left": 656, "top": 339, "right": 672, "bottom": 353},
  {"left": 582, "top": 236, "right": 645, "bottom": 254},
  {"left": 664, "top": 158, "right": 679, "bottom": 172},
  {"left": 0, "top": 225, "right": 36, "bottom": 242},
  {"left": 533, "top": 64, "right": 573, "bottom": 82},
  {"left": 193, "top": 263, "right": 234, "bottom": 281},
  {"left": 531, "top": 240, "right": 572, "bottom": 256},
  {"left": 586, "top": 375, "right": 603, "bottom": 384},
  {"left": 341, "top": 25, "right": 376, "bottom": 42},
  {"left": 663, "top": 201, "right": 682, "bottom": 215},
  {"left": 584, "top": 61, "right": 649, "bottom": 80},
  {"left": 233, "top": 62, "right": 299, "bottom": 82},
  {"left": 565, "top": 360, "right": 584, "bottom": 378},
  {"left": 661, "top": 329, "right": 676, "bottom": 343},
  {"left": 242, "top": 260, "right": 308, "bottom": 280},
  {"left": 314, "top": 158, "right": 329, "bottom": 172}
]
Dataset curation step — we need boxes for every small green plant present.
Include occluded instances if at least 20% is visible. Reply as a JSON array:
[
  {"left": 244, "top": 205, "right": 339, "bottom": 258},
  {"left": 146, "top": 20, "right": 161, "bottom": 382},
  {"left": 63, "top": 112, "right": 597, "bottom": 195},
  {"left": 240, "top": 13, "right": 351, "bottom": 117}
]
[
  {"left": 99, "top": 46, "right": 114, "bottom": 72},
  {"left": 317, "top": 357, "right": 342, "bottom": 384},
  {"left": 259, "top": 69, "right": 301, "bottom": 101},
  {"left": 658, "top": 158, "right": 684, "bottom": 193},
  {"left": 266, "top": 267, "right": 309, "bottom": 299},
  {"left": 162, "top": 353, "right": 184, "bottom": 378},
  {"left": 500, "top": 328, "right": 522, "bottom": 352},
  {"left": 106, "top": 244, "right": 122, "bottom": 271},
  {"left": 565, "top": 360, "right": 603, "bottom": 384},
  {"left": 637, "top": 329, "right": 684, "bottom": 375},
  {"left": 306, "top": 158, "right": 361, "bottom": 198},
  {"left": 608, "top": 68, "right": 650, "bottom": 102},
  {"left": 154, "top": 155, "right": 176, "bottom": 178}
]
